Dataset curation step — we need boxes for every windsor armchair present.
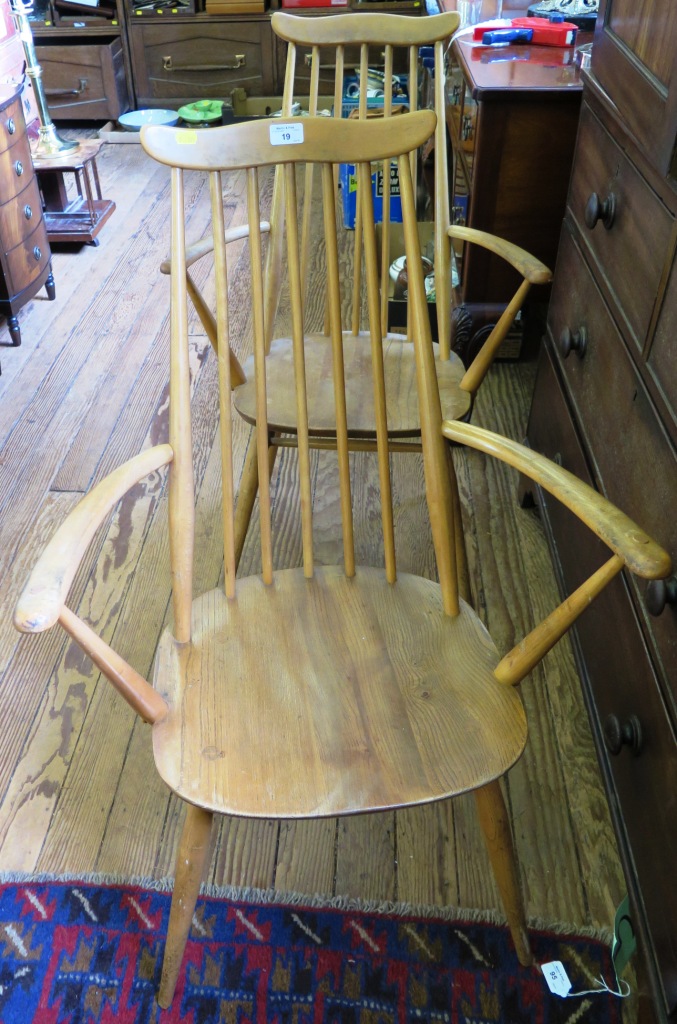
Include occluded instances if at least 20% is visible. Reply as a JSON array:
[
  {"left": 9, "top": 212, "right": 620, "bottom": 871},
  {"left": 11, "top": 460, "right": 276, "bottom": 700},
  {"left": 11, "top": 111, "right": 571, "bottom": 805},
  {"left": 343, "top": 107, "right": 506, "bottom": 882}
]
[
  {"left": 160, "top": 11, "right": 552, "bottom": 578},
  {"left": 15, "top": 110, "right": 670, "bottom": 1012}
]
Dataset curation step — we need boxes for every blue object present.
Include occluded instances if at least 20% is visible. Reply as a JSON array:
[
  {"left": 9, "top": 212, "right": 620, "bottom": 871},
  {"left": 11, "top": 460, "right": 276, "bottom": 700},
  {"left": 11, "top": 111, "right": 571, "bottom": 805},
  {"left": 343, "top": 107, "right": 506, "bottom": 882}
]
[{"left": 481, "top": 27, "right": 534, "bottom": 43}]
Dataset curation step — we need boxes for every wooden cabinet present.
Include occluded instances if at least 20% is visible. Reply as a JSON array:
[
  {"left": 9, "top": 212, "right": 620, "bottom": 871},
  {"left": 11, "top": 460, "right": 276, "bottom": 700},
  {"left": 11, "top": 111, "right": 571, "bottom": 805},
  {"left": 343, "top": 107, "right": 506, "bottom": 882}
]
[
  {"left": 0, "top": 84, "right": 54, "bottom": 356},
  {"left": 447, "top": 28, "right": 584, "bottom": 306},
  {"left": 31, "top": 0, "right": 132, "bottom": 120},
  {"left": 525, "top": 1, "right": 677, "bottom": 1018},
  {"left": 127, "top": 15, "right": 276, "bottom": 107}
]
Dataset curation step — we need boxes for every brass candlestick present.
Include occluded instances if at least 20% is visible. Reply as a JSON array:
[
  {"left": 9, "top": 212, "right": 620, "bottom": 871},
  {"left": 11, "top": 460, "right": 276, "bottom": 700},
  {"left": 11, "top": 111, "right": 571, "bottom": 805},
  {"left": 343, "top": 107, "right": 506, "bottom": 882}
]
[{"left": 10, "top": 0, "right": 79, "bottom": 157}]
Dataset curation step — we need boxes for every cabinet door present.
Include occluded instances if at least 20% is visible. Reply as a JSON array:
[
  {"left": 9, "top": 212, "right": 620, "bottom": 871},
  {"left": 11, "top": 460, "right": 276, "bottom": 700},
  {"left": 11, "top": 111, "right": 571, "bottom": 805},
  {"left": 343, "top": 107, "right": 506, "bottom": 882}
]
[{"left": 591, "top": 0, "right": 677, "bottom": 179}]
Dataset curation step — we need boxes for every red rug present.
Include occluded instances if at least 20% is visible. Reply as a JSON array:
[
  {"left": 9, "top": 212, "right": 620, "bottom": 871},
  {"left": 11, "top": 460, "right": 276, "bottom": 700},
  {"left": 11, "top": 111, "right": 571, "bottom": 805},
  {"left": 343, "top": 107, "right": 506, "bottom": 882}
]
[{"left": 0, "top": 877, "right": 624, "bottom": 1022}]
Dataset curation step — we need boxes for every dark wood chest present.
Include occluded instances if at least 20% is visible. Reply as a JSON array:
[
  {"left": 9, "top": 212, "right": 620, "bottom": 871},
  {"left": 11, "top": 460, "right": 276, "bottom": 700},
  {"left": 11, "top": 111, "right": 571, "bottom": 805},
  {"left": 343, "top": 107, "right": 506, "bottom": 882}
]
[{"left": 525, "top": 0, "right": 677, "bottom": 1018}]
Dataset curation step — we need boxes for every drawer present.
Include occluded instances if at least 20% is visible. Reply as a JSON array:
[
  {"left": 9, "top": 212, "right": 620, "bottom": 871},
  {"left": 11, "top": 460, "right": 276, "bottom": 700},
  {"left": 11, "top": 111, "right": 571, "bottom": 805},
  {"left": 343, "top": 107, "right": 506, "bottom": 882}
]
[
  {"left": 129, "top": 20, "right": 275, "bottom": 106},
  {"left": 567, "top": 103, "right": 673, "bottom": 352},
  {"left": 528, "top": 344, "right": 677, "bottom": 1019},
  {"left": 35, "top": 37, "right": 129, "bottom": 120},
  {"left": 3, "top": 219, "right": 50, "bottom": 297},
  {"left": 0, "top": 178, "right": 43, "bottom": 250},
  {"left": 548, "top": 226, "right": 677, "bottom": 714},
  {"left": 0, "top": 94, "right": 24, "bottom": 153},
  {"left": 0, "top": 132, "right": 34, "bottom": 204}
]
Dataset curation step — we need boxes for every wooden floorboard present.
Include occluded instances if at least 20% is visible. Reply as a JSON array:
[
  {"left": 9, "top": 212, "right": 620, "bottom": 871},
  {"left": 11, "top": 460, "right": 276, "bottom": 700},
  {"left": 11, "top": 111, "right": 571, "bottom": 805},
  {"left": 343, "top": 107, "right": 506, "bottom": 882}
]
[{"left": 0, "top": 135, "right": 627, "bottom": 937}]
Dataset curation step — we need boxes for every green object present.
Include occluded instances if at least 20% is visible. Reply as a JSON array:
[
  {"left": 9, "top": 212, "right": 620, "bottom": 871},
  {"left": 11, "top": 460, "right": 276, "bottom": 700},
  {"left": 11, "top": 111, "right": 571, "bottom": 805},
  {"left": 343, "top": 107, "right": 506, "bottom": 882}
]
[
  {"left": 177, "top": 100, "right": 224, "bottom": 125},
  {"left": 612, "top": 895, "right": 637, "bottom": 978}
]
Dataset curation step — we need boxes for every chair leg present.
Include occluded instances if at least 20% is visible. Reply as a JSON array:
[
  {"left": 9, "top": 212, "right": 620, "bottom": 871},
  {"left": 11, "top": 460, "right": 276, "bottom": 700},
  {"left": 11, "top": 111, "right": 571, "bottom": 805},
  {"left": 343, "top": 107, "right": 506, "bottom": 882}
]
[
  {"left": 234, "top": 430, "right": 279, "bottom": 571},
  {"left": 158, "top": 803, "right": 214, "bottom": 1009},
  {"left": 474, "top": 779, "right": 533, "bottom": 967},
  {"left": 445, "top": 444, "right": 471, "bottom": 605}
]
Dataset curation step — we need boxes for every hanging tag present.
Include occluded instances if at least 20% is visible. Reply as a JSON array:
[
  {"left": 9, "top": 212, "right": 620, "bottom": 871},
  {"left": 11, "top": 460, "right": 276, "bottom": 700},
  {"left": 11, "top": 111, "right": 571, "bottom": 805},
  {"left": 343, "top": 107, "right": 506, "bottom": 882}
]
[
  {"left": 541, "top": 961, "right": 572, "bottom": 998},
  {"left": 269, "top": 122, "right": 304, "bottom": 147}
]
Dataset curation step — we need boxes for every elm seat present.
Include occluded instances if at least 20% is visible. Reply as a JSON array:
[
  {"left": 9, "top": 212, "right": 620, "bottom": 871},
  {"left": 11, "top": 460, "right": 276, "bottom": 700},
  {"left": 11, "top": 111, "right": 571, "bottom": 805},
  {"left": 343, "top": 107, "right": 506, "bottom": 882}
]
[
  {"left": 233, "top": 333, "right": 471, "bottom": 437},
  {"left": 152, "top": 567, "right": 526, "bottom": 817}
]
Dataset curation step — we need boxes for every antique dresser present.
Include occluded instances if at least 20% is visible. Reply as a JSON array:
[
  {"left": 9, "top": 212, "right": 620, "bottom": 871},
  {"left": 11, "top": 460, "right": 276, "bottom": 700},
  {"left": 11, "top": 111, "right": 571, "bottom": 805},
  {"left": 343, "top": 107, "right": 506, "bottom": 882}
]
[{"left": 525, "top": 1, "right": 677, "bottom": 1020}]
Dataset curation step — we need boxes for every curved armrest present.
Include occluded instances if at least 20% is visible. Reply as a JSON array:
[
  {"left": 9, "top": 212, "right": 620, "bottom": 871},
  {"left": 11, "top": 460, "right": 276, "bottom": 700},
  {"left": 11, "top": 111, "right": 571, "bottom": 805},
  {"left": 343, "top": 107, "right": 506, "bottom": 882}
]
[
  {"left": 15, "top": 444, "right": 174, "bottom": 633},
  {"left": 442, "top": 421, "right": 671, "bottom": 579},
  {"left": 447, "top": 225, "right": 552, "bottom": 286},
  {"left": 160, "top": 221, "right": 271, "bottom": 274}
]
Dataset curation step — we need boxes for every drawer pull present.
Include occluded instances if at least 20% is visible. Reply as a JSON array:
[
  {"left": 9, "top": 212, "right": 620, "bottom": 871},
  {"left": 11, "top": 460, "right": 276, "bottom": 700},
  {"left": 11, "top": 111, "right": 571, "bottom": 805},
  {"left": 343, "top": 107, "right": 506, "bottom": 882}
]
[
  {"left": 645, "top": 576, "right": 677, "bottom": 616},
  {"left": 24, "top": 204, "right": 32, "bottom": 220},
  {"left": 162, "top": 54, "right": 246, "bottom": 72},
  {"left": 559, "top": 326, "right": 587, "bottom": 360},
  {"left": 33, "top": 246, "right": 42, "bottom": 261},
  {"left": 604, "top": 713, "right": 643, "bottom": 756},
  {"left": 7, "top": 117, "right": 15, "bottom": 134},
  {"left": 45, "top": 79, "right": 88, "bottom": 98},
  {"left": 585, "top": 192, "right": 616, "bottom": 230},
  {"left": 15, "top": 160, "right": 23, "bottom": 177}
]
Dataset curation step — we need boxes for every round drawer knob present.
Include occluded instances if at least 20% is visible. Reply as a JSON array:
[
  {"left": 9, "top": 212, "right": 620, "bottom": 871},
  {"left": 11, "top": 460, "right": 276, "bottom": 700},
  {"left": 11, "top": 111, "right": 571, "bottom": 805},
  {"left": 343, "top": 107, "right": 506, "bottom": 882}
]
[
  {"left": 559, "top": 325, "right": 588, "bottom": 360},
  {"left": 585, "top": 192, "right": 616, "bottom": 230},
  {"left": 15, "top": 160, "right": 23, "bottom": 177},
  {"left": 7, "top": 117, "right": 15, "bottom": 135},
  {"left": 645, "top": 576, "right": 677, "bottom": 616},
  {"left": 33, "top": 246, "right": 41, "bottom": 261},
  {"left": 24, "top": 204, "right": 32, "bottom": 220},
  {"left": 604, "top": 713, "right": 643, "bottom": 756}
]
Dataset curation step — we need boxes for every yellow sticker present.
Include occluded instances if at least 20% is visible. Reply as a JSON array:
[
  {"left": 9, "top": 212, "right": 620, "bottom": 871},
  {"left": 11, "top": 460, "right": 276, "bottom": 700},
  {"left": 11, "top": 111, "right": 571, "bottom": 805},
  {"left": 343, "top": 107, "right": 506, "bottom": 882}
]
[{"left": 176, "top": 130, "right": 198, "bottom": 145}]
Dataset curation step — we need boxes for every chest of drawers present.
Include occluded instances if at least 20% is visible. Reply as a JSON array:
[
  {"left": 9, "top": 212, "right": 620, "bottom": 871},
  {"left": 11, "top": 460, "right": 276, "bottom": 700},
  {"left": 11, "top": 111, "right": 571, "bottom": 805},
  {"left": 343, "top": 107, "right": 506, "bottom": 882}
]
[
  {"left": 525, "top": 1, "right": 677, "bottom": 1018},
  {"left": 127, "top": 16, "right": 276, "bottom": 108},
  {"left": 0, "top": 84, "right": 54, "bottom": 354}
]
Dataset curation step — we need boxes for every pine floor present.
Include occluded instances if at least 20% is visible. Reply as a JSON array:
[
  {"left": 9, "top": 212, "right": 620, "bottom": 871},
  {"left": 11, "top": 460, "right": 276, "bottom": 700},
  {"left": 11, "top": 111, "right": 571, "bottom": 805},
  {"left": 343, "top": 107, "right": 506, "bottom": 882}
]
[{"left": 0, "top": 133, "right": 627, "bottom": 937}]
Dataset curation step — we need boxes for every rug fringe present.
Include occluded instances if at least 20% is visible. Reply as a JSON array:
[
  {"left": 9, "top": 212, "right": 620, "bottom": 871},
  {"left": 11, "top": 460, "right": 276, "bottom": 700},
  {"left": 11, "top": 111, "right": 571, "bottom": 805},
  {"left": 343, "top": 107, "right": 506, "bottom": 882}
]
[{"left": 0, "top": 870, "right": 613, "bottom": 945}]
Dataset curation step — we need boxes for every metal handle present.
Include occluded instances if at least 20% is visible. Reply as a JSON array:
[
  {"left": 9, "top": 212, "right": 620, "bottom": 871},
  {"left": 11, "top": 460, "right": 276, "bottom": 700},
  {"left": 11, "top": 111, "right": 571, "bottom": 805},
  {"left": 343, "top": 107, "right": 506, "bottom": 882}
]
[
  {"left": 45, "top": 78, "right": 88, "bottom": 97},
  {"left": 646, "top": 576, "right": 677, "bottom": 616},
  {"left": 162, "top": 54, "right": 246, "bottom": 72},
  {"left": 559, "top": 325, "right": 588, "bottom": 360},
  {"left": 7, "top": 117, "right": 15, "bottom": 134},
  {"left": 585, "top": 191, "right": 616, "bottom": 230},
  {"left": 15, "top": 160, "right": 23, "bottom": 177},
  {"left": 33, "top": 246, "right": 42, "bottom": 261},
  {"left": 24, "top": 204, "right": 32, "bottom": 220}
]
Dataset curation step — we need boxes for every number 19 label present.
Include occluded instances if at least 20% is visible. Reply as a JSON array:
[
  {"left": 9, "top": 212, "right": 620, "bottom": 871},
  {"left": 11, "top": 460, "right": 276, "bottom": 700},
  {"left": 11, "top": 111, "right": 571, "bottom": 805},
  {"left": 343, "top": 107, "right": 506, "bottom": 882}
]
[{"left": 270, "top": 122, "right": 304, "bottom": 146}]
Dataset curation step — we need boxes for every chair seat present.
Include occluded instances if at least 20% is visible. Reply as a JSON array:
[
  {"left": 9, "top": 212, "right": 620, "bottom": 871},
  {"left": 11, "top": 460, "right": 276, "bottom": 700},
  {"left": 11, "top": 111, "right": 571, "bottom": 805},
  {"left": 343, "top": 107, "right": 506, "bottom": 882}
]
[
  {"left": 232, "top": 333, "right": 471, "bottom": 438},
  {"left": 151, "top": 565, "right": 527, "bottom": 818}
]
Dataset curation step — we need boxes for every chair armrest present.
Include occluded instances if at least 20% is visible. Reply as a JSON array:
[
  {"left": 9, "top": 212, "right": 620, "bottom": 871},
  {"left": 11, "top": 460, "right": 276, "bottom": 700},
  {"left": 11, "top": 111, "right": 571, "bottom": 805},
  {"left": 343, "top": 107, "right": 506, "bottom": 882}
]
[
  {"left": 160, "top": 221, "right": 271, "bottom": 274},
  {"left": 15, "top": 444, "right": 174, "bottom": 633},
  {"left": 441, "top": 421, "right": 671, "bottom": 579},
  {"left": 447, "top": 225, "right": 552, "bottom": 286}
]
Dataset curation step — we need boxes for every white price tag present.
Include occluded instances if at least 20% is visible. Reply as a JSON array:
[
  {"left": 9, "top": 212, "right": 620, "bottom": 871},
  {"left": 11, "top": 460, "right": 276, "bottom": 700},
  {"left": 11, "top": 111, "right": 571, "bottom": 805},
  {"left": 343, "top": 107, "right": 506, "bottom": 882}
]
[
  {"left": 541, "top": 961, "right": 572, "bottom": 998},
  {"left": 269, "top": 122, "right": 304, "bottom": 146}
]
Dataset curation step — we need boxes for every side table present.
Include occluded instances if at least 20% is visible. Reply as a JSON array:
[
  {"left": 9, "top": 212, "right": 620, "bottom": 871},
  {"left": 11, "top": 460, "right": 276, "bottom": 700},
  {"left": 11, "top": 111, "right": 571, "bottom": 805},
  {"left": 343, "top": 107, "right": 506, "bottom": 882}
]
[{"left": 32, "top": 139, "right": 116, "bottom": 246}]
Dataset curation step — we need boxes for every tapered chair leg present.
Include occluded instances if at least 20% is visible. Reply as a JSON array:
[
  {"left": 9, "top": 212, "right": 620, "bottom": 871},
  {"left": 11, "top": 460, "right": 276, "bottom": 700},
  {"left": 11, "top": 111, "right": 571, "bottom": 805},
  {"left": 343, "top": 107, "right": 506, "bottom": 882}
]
[
  {"left": 234, "top": 430, "right": 279, "bottom": 570},
  {"left": 474, "top": 779, "right": 533, "bottom": 966},
  {"left": 158, "top": 803, "right": 214, "bottom": 1009}
]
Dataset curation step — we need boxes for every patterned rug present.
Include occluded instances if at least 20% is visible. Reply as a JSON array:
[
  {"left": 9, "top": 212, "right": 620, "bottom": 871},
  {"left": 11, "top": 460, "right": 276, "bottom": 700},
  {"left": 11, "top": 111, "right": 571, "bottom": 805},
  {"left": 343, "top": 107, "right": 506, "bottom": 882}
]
[{"left": 0, "top": 877, "right": 625, "bottom": 1023}]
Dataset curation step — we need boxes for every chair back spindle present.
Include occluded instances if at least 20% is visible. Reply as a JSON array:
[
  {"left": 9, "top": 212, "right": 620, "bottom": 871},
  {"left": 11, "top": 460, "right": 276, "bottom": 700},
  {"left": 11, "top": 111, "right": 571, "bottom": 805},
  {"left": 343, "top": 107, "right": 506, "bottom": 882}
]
[{"left": 169, "top": 165, "right": 195, "bottom": 641}]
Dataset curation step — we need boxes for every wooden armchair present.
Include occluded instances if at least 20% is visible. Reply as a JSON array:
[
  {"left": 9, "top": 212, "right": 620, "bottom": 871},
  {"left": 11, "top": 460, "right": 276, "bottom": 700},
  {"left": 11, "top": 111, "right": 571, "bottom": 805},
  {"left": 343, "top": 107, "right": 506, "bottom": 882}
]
[
  {"left": 161, "top": 12, "right": 552, "bottom": 577},
  {"left": 15, "top": 110, "right": 670, "bottom": 1014}
]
